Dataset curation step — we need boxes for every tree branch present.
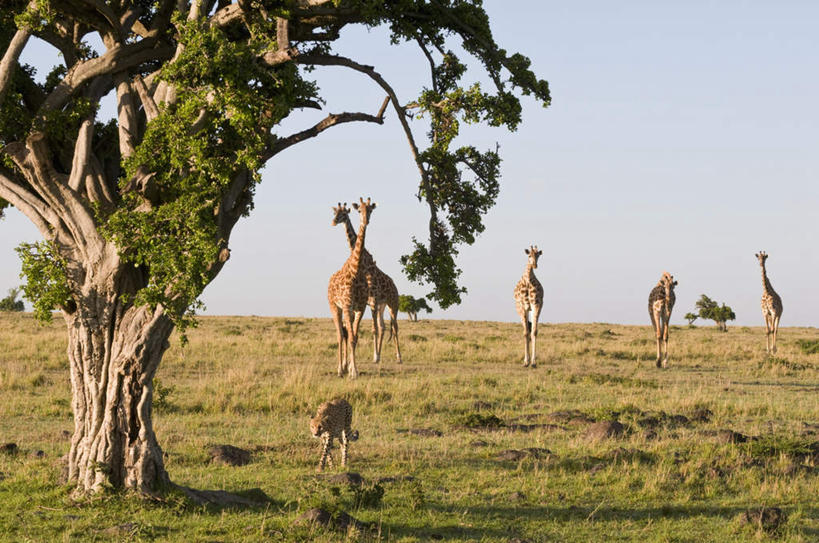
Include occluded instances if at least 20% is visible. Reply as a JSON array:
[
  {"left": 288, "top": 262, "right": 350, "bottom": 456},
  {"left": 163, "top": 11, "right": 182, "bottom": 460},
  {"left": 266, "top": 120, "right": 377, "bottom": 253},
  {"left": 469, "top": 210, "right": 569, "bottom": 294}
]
[
  {"left": 40, "top": 38, "right": 174, "bottom": 114},
  {"left": 0, "top": 26, "right": 32, "bottom": 106},
  {"left": 131, "top": 75, "right": 159, "bottom": 122},
  {"left": 0, "top": 171, "right": 54, "bottom": 239},
  {"left": 297, "top": 53, "right": 429, "bottom": 189},
  {"left": 265, "top": 98, "right": 389, "bottom": 159}
]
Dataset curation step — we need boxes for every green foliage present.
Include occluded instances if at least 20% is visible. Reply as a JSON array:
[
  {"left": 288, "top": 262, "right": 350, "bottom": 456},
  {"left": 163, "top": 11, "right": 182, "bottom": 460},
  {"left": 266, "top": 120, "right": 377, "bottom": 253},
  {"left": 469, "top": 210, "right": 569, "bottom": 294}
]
[
  {"left": 0, "top": 287, "right": 24, "bottom": 312},
  {"left": 398, "top": 294, "right": 432, "bottom": 320},
  {"left": 15, "top": 241, "right": 71, "bottom": 322},
  {"left": 684, "top": 312, "right": 698, "bottom": 325},
  {"left": 102, "top": 16, "right": 317, "bottom": 330},
  {"left": 152, "top": 378, "right": 176, "bottom": 413},
  {"left": 695, "top": 294, "right": 736, "bottom": 331}
]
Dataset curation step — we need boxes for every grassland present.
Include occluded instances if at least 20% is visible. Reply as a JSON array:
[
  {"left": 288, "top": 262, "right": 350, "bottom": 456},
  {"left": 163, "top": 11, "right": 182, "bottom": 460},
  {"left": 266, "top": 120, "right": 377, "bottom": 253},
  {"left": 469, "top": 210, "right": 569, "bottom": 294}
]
[{"left": 1, "top": 312, "right": 818, "bottom": 542}]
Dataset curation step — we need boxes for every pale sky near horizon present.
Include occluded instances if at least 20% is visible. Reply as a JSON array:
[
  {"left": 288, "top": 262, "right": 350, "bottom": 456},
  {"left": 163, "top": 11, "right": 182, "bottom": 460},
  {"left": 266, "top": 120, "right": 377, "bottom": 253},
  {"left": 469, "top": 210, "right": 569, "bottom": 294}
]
[{"left": 2, "top": 1, "right": 817, "bottom": 326}]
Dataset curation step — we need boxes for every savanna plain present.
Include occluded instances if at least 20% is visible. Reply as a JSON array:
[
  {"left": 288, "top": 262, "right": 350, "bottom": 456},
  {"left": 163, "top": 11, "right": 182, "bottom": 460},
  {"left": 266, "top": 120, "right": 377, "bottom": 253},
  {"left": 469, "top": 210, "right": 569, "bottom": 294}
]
[{"left": 1, "top": 313, "right": 818, "bottom": 542}]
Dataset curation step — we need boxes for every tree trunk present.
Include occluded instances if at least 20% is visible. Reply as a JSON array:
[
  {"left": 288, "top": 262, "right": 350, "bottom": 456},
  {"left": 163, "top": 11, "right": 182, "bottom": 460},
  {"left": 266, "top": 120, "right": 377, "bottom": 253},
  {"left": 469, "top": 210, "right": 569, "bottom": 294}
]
[{"left": 64, "top": 281, "right": 174, "bottom": 493}]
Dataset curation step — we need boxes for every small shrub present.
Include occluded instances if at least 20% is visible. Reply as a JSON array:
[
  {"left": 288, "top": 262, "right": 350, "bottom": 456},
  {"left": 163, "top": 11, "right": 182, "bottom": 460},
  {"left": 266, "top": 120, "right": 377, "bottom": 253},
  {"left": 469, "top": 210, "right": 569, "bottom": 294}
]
[
  {"left": 153, "top": 378, "right": 176, "bottom": 412},
  {"left": 408, "top": 481, "right": 425, "bottom": 511},
  {"left": 407, "top": 334, "right": 427, "bottom": 342},
  {"left": 28, "top": 372, "right": 50, "bottom": 388},
  {"left": 796, "top": 339, "right": 819, "bottom": 355},
  {"left": 458, "top": 412, "right": 504, "bottom": 428}
]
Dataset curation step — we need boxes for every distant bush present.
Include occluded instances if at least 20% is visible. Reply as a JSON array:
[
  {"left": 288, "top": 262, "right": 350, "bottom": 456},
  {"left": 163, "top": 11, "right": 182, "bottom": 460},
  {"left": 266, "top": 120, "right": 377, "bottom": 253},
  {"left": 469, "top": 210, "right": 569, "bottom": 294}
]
[
  {"left": 796, "top": 339, "right": 819, "bottom": 355},
  {"left": 458, "top": 413, "right": 504, "bottom": 428},
  {"left": 0, "top": 288, "right": 24, "bottom": 312}
]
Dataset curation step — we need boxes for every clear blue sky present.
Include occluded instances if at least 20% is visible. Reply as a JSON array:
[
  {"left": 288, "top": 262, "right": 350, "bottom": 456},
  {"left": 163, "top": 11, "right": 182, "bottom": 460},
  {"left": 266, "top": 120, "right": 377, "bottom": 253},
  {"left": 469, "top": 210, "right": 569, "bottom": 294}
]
[{"left": 2, "top": 1, "right": 817, "bottom": 326}]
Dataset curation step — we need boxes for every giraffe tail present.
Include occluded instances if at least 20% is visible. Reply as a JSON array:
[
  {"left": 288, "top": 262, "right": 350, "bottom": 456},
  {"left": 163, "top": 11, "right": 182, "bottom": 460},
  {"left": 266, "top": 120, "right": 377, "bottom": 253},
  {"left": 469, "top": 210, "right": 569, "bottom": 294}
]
[{"left": 525, "top": 319, "right": 532, "bottom": 334}]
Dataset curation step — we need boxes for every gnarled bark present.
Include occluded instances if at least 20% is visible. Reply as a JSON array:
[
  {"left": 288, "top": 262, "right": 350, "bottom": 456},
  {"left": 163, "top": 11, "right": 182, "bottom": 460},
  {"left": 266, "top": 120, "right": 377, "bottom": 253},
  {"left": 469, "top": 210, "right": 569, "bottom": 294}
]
[{"left": 64, "top": 262, "right": 173, "bottom": 493}]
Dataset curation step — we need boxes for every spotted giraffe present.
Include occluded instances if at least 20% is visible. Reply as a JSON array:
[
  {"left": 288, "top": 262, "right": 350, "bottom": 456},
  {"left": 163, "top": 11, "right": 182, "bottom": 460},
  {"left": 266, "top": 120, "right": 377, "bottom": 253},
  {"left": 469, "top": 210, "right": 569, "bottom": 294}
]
[
  {"left": 331, "top": 203, "right": 401, "bottom": 364},
  {"left": 514, "top": 246, "right": 543, "bottom": 367},
  {"left": 756, "top": 251, "right": 783, "bottom": 353},
  {"left": 327, "top": 198, "right": 375, "bottom": 379},
  {"left": 648, "top": 271, "right": 677, "bottom": 368}
]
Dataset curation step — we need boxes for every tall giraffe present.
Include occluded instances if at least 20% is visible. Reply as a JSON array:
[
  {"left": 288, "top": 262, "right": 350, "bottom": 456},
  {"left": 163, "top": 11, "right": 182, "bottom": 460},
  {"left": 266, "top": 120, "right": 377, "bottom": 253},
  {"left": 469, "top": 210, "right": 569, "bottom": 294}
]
[
  {"left": 331, "top": 203, "right": 402, "bottom": 364},
  {"left": 327, "top": 198, "right": 376, "bottom": 379},
  {"left": 756, "top": 251, "right": 783, "bottom": 353},
  {"left": 648, "top": 271, "right": 677, "bottom": 368},
  {"left": 513, "top": 246, "right": 543, "bottom": 367}
]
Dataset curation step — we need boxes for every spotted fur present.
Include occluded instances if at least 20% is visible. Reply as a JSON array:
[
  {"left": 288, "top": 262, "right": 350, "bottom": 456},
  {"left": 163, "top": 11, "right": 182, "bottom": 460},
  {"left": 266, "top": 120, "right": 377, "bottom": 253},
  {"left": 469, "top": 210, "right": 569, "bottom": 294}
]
[
  {"left": 514, "top": 246, "right": 544, "bottom": 366},
  {"left": 756, "top": 251, "right": 783, "bottom": 353},
  {"left": 648, "top": 271, "right": 677, "bottom": 368},
  {"left": 310, "top": 398, "right": 358, "bottom": 471}
]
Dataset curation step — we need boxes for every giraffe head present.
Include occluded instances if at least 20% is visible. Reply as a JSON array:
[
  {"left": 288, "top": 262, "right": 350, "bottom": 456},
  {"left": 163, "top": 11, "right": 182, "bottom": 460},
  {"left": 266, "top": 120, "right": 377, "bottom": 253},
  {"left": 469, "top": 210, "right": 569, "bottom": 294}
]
[
  {"left": 331, "top": 202, "right": 351, "bottom": 226},
  {"left": 351, "top": 197, "right": 376, "bottom": 226},
  {"left": 524, "top": 245, "right": 543, "bottom": 268},
  {"left": 756, "top": 251, "right": 768, "bottom": 266},
  {"left": 660, "top": 271, "right": 677, "bottom": 292}
]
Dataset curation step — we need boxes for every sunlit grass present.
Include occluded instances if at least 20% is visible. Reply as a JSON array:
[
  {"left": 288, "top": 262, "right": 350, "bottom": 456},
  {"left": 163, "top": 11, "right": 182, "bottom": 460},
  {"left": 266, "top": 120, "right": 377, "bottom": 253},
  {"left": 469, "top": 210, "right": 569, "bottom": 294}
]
[{"left": 0, "top": 312, "right": 817, "bottom": 541}]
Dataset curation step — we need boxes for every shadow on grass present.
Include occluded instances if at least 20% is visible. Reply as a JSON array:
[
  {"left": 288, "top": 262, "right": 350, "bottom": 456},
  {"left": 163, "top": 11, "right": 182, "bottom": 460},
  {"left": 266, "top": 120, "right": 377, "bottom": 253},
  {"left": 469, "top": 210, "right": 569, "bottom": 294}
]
[{"left": 380, "top": 503, "right": 819, "bottom": 541}]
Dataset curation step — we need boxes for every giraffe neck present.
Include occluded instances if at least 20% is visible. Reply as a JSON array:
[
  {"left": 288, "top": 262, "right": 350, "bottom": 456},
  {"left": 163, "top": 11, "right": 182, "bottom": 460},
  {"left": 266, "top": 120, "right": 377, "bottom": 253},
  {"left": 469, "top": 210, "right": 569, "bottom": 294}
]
[
  {"left": 347, "top": 215, "right": 368, "bottom": 275},
  {"left": 342, "top": 216, "right": 357, "bottom": 251},
  {"left": 760, "top": 264, "right": 774, "bottom": 295},
  {"left": 523, "top": 263, "right": 537, "bottom": 283}
]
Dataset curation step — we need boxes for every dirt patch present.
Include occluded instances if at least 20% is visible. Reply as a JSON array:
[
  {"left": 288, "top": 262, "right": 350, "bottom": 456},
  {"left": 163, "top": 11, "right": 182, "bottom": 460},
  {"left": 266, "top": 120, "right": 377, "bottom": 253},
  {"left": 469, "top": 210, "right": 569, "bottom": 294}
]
[
  {"left": 545, "top": 410, "right": 595, "bottom": 425},
  {"left": 1, "top": 443, "right": 18, "bottom": 456},
  {"left": 297, "top": 508, "right": 367, "bottom": 532},
  {"left": 583, "top": 421, "right": 625, "bottom": 441},
  {"left": 495, "top": 448, "right": 552, "bottom": 461},
  {"left": 739, "top": 507, "right": 787, "bottom": 534},
  {"left": 715, "top": 430, "right": 749, "bottom": 444},
  {"left": 375, "top": 475, "right": 416, "bottom": 484},
  {"left": 397, "top": 428, "right": 443, "bottom": 437},
  {"left": 321, "top": 472, "right": 364, "bottom": 486},
  {"left": 208, "top": 444, "right": 252, "bottom": 466}
]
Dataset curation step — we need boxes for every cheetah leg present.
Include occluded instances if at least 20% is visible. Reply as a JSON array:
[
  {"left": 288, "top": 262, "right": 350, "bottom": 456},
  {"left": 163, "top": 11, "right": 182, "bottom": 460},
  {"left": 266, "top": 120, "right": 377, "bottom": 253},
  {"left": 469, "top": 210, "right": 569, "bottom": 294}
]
[
  {"left": 340, "top": 430, "right": 349, "bottom": 467},
  {"left": 530, "top": 305, "right": 542, "bottom": 367},
  {"left": 318, "top": 434, "right": 333, "bottom": 471},
  {"left": 331, "top": 304, "right": 346, "bottom": 377},
  {"left": 772, "top": 314, "right": 781, "bottom": 354},
  {"left": 518, "top": 309, "right": 531, "bottom": 366}
]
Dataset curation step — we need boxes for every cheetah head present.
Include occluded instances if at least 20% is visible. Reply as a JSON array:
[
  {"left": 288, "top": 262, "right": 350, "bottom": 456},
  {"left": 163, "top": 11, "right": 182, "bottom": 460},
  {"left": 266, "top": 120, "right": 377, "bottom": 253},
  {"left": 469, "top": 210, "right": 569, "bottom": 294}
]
[{"left": 310, "top": 418, "right": 323, "bottom": 437}]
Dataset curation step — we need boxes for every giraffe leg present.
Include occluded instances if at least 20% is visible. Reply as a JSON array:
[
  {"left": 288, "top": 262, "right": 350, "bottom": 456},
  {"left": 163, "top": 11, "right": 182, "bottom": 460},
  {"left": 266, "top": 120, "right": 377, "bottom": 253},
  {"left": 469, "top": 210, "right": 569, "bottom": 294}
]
[
  {"left": 371, "top": 305, "right": 381, "bottom": 363},
  {"left": 348, "top": 310, "right": 365, "bottom": 379},
  {"left": 772, "top": 315, "right": 781, "bottom": 353},
  {"left": 519, "top": 310, "right": 531, "bottom": 366},
  {"left": 330, "top": 305, "right": 345, "bottom": 377},
  {"left": 374, "top": 304, "right": 386, "bottom": 364},
  {"left": 342, "top": 307, "right": 355, "bottom": 378},
  {"left": 662, "top": 317, "right": 670, "bottom": 368},
  {"left": 340, "top": 429, "right": 349, "bottom": 467},
  {"left": 654, "top": 314, "right": 664, "bottom": 368},
  {"left": 530, "top": 305, "right": 542, "bottom": 367},
  {"left": 764, "top": 313, "right": 772, "bottom": 353},
  {"left": 389, "top": 304, "right": 402, "bottom": 364}
]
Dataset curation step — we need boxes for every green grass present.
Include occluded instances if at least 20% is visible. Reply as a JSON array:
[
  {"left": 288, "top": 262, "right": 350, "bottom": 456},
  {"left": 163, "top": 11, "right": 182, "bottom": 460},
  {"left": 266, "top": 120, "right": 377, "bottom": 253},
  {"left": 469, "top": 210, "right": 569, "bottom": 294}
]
[{"left": 1, "top": 313, "right": 818, "bottom": 541}]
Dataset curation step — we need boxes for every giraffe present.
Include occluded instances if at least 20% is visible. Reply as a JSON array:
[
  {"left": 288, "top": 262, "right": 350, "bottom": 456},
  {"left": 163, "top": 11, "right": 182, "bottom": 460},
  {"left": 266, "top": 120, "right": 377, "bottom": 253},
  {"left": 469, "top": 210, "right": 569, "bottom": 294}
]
[
  {"left": 648, "top": 271, "right": 677, "bottom": 368},
  {"left": 756, "top": 251, "right": 783, "bottom": 353},
  {"left": 331, "top": 203, "right": 402, "bottom": 365},
  {"left": 513, "top": 245, "right": 543, "bottom": 367},
  {"left": 327, "top": 198, "right": 376, "bottom": 379}
]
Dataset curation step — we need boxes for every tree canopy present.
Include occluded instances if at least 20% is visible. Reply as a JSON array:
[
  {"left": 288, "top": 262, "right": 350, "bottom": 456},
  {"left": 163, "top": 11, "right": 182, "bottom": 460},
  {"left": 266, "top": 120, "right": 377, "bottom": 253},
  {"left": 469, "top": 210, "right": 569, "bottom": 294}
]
[
  {"left": 0, "top": 286, "right": 24, "bottom": 311},
  {"left": 1, "top": 0, "right": 549, "bottom": 324},
  {"left": 695, "top": 294, "right": 736, "bottom": 332},
  {"left": 399, "top": 294, "right": 432, "bottom": 321}
]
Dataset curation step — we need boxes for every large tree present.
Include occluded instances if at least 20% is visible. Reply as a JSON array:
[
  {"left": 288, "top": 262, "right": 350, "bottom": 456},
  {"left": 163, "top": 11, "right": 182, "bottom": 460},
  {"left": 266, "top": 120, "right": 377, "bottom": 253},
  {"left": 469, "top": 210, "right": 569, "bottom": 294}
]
[{"left": 0, "top": 0, "right": 548, "bottom": 494}]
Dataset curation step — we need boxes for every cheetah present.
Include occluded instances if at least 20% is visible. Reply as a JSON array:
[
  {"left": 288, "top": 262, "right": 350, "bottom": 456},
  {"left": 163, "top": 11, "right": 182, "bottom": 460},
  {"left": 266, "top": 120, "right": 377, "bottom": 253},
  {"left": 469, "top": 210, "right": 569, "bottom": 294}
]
[{"left": 310, "top": 398, "right": 358, "bottom": 471}]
